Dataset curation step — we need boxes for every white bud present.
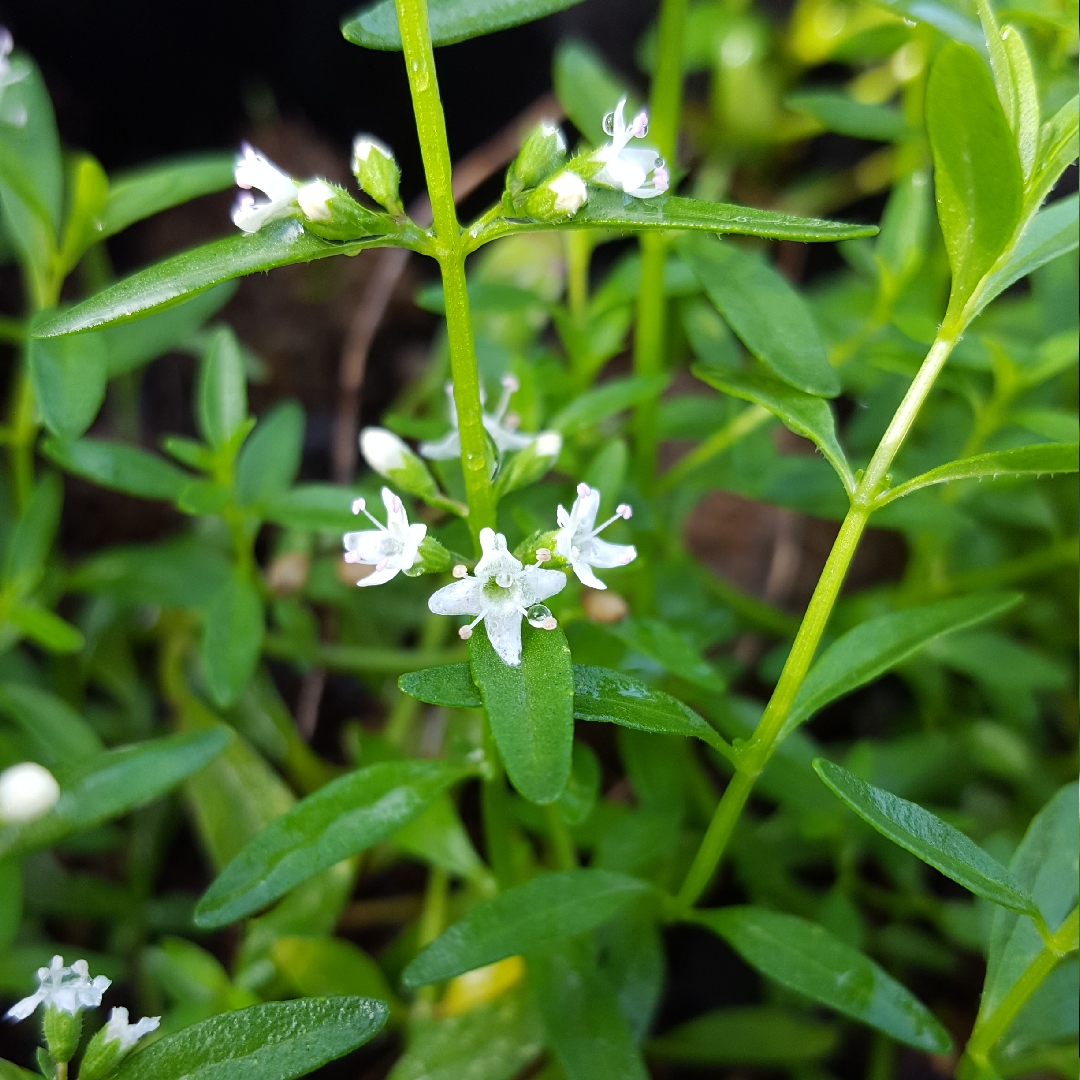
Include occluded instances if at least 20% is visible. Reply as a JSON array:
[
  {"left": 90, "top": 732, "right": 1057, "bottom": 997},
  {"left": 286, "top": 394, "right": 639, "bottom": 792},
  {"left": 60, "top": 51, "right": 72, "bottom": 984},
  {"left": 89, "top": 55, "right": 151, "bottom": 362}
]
[
  {"left": 534, "top": 432, "right": 562, "bottom": 458},
  {"left": 297, "top": 180, "right": 335, "bottom": 221},
  {"left": 359, "top": 427, "right": 409, "bottom": 474},
  {"left": 0, "top": 762, "right": 60, "bottom": 823},
  {"left": 548, "top": 171, "right": 588, "bottom": 214}
]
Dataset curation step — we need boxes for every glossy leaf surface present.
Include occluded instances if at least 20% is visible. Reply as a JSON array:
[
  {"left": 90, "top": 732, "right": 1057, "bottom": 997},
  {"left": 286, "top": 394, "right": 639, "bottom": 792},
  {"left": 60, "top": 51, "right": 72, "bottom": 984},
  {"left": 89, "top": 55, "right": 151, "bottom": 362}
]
[
  {"left": 403, "top": 868, "right": 650, "bottom": 986},
  {"left": 195, "top": 760, "right": 473, "bottom": 927},
  {"left": 27, "top": 332, "right": 107, "bottom": 440},
  {"left": 787, "top": 92, "right": 907, "bottom": 141},
  {"left": 41, "top": 437, "right": 190, "bottom": 501},
  {"left": 398, "top": 663, "right": 480, "bottom": 708},
  {"left": 695, "top": 907, "right": 951, "bottom": 1051}
]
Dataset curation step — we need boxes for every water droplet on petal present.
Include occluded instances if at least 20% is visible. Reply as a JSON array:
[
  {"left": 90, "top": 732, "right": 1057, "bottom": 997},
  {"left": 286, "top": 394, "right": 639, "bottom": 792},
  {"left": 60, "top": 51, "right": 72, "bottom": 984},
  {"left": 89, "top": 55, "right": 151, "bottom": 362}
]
[
  {"left": 603, "top": 111, "right": 616, "bottom": 137},
  {"left": 495, "top": 571, "right": 514, "bottom": 589}
]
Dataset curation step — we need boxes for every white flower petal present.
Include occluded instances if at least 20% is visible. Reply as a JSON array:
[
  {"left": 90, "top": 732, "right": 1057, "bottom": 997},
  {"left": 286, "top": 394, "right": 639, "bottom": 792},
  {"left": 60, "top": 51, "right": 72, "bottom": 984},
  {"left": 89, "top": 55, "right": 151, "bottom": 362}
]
[
  {"left": 418, "top": 430, "right": 461, "bottom": 460},
  {"left": 4, "top": 992, "right": 44, "bottom": 1021},
  {"left": 520, "top": 565, "right": 568, "bottom": 605},
  {"left": 570, "top": 487, "right": 600, "bottom": 532},
  {"left": 357, "top": 563, "right": 403, "bottom": 588},
  {"left": 343, "top": 529, "right": 391, "bottom": 563},
  {"left": 571, "top": 559, "right": 608, "bottom": 590},
  {"left": 428, "top": 578, "right": 484, "bottom": 616},
  {"left": 581, "top": 537, "right": 636, "bottom": 569},
  {"left": 484, "top": 607, "right": 525, "bottom": 666},
  {"left": 382, "top": 486, "right": 408, "bottom": 532}
]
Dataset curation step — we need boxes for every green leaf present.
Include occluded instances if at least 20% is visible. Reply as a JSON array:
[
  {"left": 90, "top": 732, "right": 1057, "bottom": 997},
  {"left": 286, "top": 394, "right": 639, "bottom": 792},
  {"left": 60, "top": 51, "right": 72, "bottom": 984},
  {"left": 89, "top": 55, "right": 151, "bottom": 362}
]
[
  {"left": 493, "top": 432, "right": 562, "bottom": 500},
  {"left": 235, "top": 400, "right": 305, "bottom": 507},
  {"left": 813, "top": 759, "right": 1038, "bottom": 914},
  {"left": 553, "top": 41, "right": 635, "bottom": 146},
  {"left": 0, "top": 858, "right": 21, "bottom": 953},
  {"left": 198, "top": 326, "right": 248, "bottom": 449},
  {"left": 58, "top": 155, "right": 109, "bottom": 274},
  {"left": 110, "top": 998, "right": 388, "bottom": 1080},
  {"left": 100, "top": 283, "right": 236, "bottom": 377},
  {"left": 195, "top": 759, "right": 472, "bottom": 928},
  {"left": 6, "top": 606, "right": 84, "bottom": 654},
  {"left": 926, "top": 42, "right": 1024, "bottom": 314},
  {"left": 787, "top": 91, "right": 908, "bottom": 141},
  {"left": 1023, "top": 96, "right": 1078, "bottom": 218},
  {"left": 573, "top": 665, "right": 729, "bottom": 754},
  {"left": 975, "top": 193, "right": 1079, "bottom": 318},
  {"left": 392, "top": 795, "right": 490, "bottom": 883},
  {"left": 41, "top": 437, "right": 190, "bottom": 501},
  {"left": 476, "top": 187, "right": 878, "bottom": 250},
  {"left": 470, "top": 622, "right": 574, "bottom": 805},
  {"left": 32, "top": 219, "right": 395, "bottom": 339},
  {"left": 528, "top": 935, "right": 650, "bottom": 1080},
  {"left": 402, "top": 868, "right": 650, "bottom": 987},
  {"left": 677, "top": 234, "right": 840, "bottom": 397},
  {"left": 876, "top": 444, "right": 1079, "bottom": 506},
  {"left": 647, "top": 1006, "right": 838, "bottom": 1065},
  {"left": 875, "top": 169, "right": 933, "bottom": 292},
  {"left": 5, "top": 473, "right": 62, "bottom": 590},
  {"left": 271, "top": 937, "right": 395, "bottom": 1005},
  {"left": 549, "top": 374, "right": 669, "bottom": 435},
  {"left": 694, "top": 907, "right": 952, "bottom": 1051},
  {"left": 782, "top": 593, "right": 1021, "bottom": 738},
  {"left": 343, "top": 0, "right": 588, "bottom": 49},
  {"left": 0, "top": 1060, "right": 39, "bottom": 1080},
  {"left": 27, "top": 331, "right": 108, "bottom": 440},
  {"left": 261, "top": 484, "right": 370, "bottom": 532},
  {"left": 693, "top": 361, "right": 853, "bottom": 490},
  {"left": 398, "top": 663, "right": 480, "bottom": 708},
  {"left": 0, "top": 683, "right": 102, "bottom": 766},
  {"left": 200, "top": 573, "right": 264, "bottom": 708},
  {"left": 0, "top": 729, "right": 231, "bottom": 859},
  {"left": 611, "top": 617, "right": 727, "bottom": 694},
  {"left": 558, "top": 742, "right": 601, "bottom": 826},
  {"left": 980, "top": 783, "right": 1079, "bottom": 1027},
  {"left": 100, "top": 154, "right": 236, "bottom": 238}
]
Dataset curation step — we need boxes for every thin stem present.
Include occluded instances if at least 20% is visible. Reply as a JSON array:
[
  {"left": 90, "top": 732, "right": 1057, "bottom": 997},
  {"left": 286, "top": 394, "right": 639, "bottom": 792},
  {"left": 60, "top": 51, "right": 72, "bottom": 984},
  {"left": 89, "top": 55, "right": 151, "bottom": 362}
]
[
  {"left": 543, "top": 803, "right": 577, "bottom": 870},
  {"left": 657, "top": 404, "right": 771, "bottom": 491},
  {"left": 481, "top": 719, "right": 516, "bottom": 889},
  {"left": 394, "top": 0, "right": 495, "bottom": 542},
  {"left": 632, "top": 0, "right": 687, "bottom": 485},
  {"left": 565, "top": 230, "right": 592, "bottom": 321},
  {"left": 9, "top": 363, "right": 37, "bottom": 513}
]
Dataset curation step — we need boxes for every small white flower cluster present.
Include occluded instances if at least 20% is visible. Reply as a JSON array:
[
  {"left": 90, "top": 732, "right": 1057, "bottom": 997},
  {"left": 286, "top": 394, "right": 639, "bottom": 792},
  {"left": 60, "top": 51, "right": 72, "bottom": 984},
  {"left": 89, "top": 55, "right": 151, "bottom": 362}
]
[
  {"left": 341, "top": 481, "right": 635, "bottom": 667},
  {"left": 231, "top": 143, "right": 336, "bottom": 234}
]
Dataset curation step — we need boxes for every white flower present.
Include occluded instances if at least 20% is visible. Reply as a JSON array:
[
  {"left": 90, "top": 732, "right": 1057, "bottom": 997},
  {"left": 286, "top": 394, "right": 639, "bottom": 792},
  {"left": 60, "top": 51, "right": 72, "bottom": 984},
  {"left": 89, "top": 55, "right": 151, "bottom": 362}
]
[
  {"left": 0, "top": 761, "right": 60, "bottom": 823},
  {"left": 343, "top": 487, "right": 427, "bottom": 587},
  {"left": 548, "top": 171, "right": 588, "bottom": 215},
  {"left": 0, "top": 29, "right": 27, "bottom": 128},
  {"left": 232, "top": 143, "right": 301, "bottom": 233},
  {"left": 590, "top": 99, "right": 669, "bottom": 199},
  {"left": 352, "top": 134, "right": 393, "bottom": 168},
  {"left": 102, "top": 1007, "right": 160, "bottom": 1051},
  {"left": 4, "top": 956, "right": 111, "bottom": 1021},
  {"left": 420, "top": 376, "right": 549, "bottom": 460},
  {"left": 297, "top": 179, "right": 335, "bottom": 221},
  {"left": 555, "top": 483, "right": 636, "bottom": 590},
  {"left": 428, "top": 528, "right": 566, "bottom": 666}
]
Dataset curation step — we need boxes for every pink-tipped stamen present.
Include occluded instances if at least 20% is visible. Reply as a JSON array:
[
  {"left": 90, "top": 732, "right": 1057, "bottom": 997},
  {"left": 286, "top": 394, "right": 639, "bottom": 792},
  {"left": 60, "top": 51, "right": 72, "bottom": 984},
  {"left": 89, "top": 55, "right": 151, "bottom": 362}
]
[
  {"left": 577, "top": 482, "right": 591, "bottom": 498},
  {"left": 591, "top": 506, "right": 633, "bottom": 538}
]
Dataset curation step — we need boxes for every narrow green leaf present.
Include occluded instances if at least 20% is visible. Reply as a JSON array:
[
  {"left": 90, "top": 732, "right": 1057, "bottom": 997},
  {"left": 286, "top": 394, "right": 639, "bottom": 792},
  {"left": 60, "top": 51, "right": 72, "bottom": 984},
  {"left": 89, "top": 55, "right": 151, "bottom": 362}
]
[
  {"left": 398, "top": 664, "right": 480, "bottom": 708},
  {"left": 194, "top": 760, "right": 473, "bottom": 928},
  {"left": 470, "top": 622, "right": 574, "bottom": 805},
  {"left": 272, "top": 937, "right": 395, "bottom": 1005},
  {"left": 782, "top": 593, "right": 1021, "bottom": 738},
  {"left": 262, "top": 484, "right": 370, "bottom": 532},
  {"left": 573, "top": 665, "right": 729, "bottom": 753},
  {"left": 550, "top": 374, "right": 669, "bottom": 435},
  {"left": 59, "top": 154, "right": 109, "bottom": 273},
  {"left": 201, "top": 573, "right": 264, "bottom": 708},
  {"left": 27, "top": 331, "right": 107, "bottom": 440},
  {"left": 694, "top": 907, "right": 952, "bottom": 1051},
  {"left": 647, "top": 1007, "right": 838, "bottom": 1065},
  {"left": 678, "top": 234, "right": 840, "bottom": 397},
  {"left": 0, "top": 1059, "right": 39, "bottom": 1080},
  {"left": 693, "top": 361, "right": 853, "bottom": 490},
  {"left": 198, "top": 326, "right": 248, "bottom": 449},
  {"left": 926, "top": 42, "right": 1024, "bottom": 312},
  {"left": 7, "top": 607, "right": 84, "bottom": 654},
  {"left": 814, "top": 759, "right": 1038, "bottom": 914},
  {"left": 392, "top": 795, "right": 490, "bottom": 883},
  {"left": 611, "top": 617, "right": 726, "bottom": 694},
  {"left": 1023, "top": 96, "right": 1078, "bottom": 217},
  {"left": 876, "top": 443, "right": 1079, "bottom": 506},
  {"left": 110, "top": 998, "right": 388, "bottom": 1080},
  {"left": 0, "top": 683, "right": 102, "bottom": 766},
  {"left": 32, "top": 219, "right": 396, "bottom": 338},
  {"left": 5, "top": 473, "right": 62, "bottom": 588},
  {"left": 528, "top": 936, "right": 650, "bottom": 1080},
  {"left": 343, "top": 0, "right": 587, "bottom": 49},
  {"left": 41, "top": 437, "right": 190, "bottom": 501},
  {"left": 402, "top": 868, "right": 650, "bottom": 986},
  {"left": 787, "top": 91, "right": 908, "bottom": 141},
  {"left": 875, "top": 169, "right": 933, "bottom": 291},
  {"left": 100, "top": 154, "right": 236, "bottom": 238},
  {"left": 975, "top": 193, "right": 1079, "bottom": 318},
  {"left": 235, "top": 400, "right": 305, "bottom": 507},
  {"left": 0, "top": 729, "right": 231, "bottom": 859}
]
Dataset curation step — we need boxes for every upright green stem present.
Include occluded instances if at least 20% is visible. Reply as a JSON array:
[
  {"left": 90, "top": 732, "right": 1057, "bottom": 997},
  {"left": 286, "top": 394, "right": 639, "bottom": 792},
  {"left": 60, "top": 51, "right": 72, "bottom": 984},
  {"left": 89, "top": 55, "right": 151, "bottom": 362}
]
[
  {"left": 632, "top": 0, "right": 687, "bottom": 484},
  {"left": 394, "top": 0, "right": 495, "bottom": 542},
  {"left": 9, "top": 365, "right": 37, "bottom": 513}
]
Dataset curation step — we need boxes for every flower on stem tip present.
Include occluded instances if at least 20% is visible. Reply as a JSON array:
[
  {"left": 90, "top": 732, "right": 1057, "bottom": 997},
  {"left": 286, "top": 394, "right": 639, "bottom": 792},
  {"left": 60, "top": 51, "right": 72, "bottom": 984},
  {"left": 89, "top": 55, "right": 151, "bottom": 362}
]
[
  {"left": 428, "top": 528, "right": 566, "bottom": 666},
  {"left": 343, "top": 487, "right": 427, "bottom": 587},
  {"left": 4, "top": 956, "right": 111, "bottom": 1021},
  {"left": 591, "top": 98, "right": 669, "bottom": 199},
  {"left": 102, "top": 1007, "right": 160, "bottom": 1051},
  {"left": 556, "top": 483, "right": 636, "bottom": 590},
  {"left": 420, "top": 376, "right": 551, "bottom": 460}
]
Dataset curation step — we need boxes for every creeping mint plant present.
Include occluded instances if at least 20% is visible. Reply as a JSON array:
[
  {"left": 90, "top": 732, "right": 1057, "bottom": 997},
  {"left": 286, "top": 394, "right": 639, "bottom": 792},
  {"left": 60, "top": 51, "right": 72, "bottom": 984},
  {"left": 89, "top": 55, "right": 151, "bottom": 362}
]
[{"left": 0, "top": 0, "right": 1076, "bottom": 1077}]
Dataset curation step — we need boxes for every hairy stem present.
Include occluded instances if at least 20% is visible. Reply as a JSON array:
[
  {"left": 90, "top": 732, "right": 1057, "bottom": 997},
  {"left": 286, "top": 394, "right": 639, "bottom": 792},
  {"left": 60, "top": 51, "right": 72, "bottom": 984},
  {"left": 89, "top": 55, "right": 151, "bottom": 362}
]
[{"left": 394, "top": 0, "right": 495, "bottom": 542}]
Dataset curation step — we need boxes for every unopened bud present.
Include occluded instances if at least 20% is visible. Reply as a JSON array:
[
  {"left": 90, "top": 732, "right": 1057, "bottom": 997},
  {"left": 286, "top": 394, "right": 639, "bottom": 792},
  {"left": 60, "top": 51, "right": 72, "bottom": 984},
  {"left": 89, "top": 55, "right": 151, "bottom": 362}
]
[
  {"left": 359, "top": 427, "right": 443, "bottom": 504},
  {"left": 526, "top": 170, "right": 587, "bottom": 220},
  {"left": 507, "top": 122, "right": 567, "bottom": 199},
  {"left": 0, "top": 762, "right": 60, "bottom": 823},
  {"left": 352, "top": 135, "right": 404, "bottom": 216},
  {"left": 298, "top": 179, "right": 385, "bottom": 240}
]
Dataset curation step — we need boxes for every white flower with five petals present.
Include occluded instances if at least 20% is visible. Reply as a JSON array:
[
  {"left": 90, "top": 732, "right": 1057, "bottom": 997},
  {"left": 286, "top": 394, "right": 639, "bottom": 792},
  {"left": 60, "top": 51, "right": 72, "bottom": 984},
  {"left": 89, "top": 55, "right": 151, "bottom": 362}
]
[
  {"left": 590, "top": 99, "right": 669, "bottom": 199},
  {"left": 342, "top": 487, "right": 427, "bottom": 587},
  {"left": 4, "top": 956, "right": 111, "bottom": 1021},
  {"left": 428, "top": 528, "right": 566, "bottom": 666},
  {"left": 555, "top": 483, "right": 637, "bottom": 590},
  {"left": 102, "top": 1007, "right": 160, "bottom": 1051},
  {"left": 420, "top": 376, "right": 546, "bottom": 460}
]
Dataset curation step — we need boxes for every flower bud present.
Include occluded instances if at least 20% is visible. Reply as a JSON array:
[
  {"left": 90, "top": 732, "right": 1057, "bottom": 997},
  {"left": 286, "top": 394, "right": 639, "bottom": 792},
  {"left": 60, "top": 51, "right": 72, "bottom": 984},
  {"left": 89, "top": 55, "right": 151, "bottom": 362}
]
[
  {"left": 80, "top": 1008, "right": 160, "bottom": 1080},
  {"left": 297, "top": 180, "right": 385, "bottom": 241},
  {"left": 494, "top": 431, "right": 563, "bottom": 497},
  {"left": 403, "top": 535, "right": 454, "bottom": 577},
  {"left": 507, "top": 122, "right": 567, "bottom": 199},
  {"left": 525, "top": 170, "right": 588, "bottom": 221},
  {"left": 0, "top": 762, "right": 59, "bottom": 822},
  {"left": 359, "top": 427, "right": 443, "bottom": 504},
  {"left": 352, "top": 135, "right": 404, "bottom": 216},
  {"left": 44, "top": 1006, "right": 83, "bottom": 1064}
]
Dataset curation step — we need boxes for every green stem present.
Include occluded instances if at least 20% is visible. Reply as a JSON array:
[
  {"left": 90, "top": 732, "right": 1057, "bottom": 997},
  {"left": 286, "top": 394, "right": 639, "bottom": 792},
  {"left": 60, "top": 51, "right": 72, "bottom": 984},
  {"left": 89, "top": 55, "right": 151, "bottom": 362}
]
[
  {"left": 565, "top": 230, "right": 592, "bottom": 322},
  {"left": 632, "top": 0, "right": 687, "bottom": 485},
  {"left": 657, "top": 404, "right": 771, "bottom": 491},
  {"left": 394, "top": 0, "right": 495, "bottom": 543},
  {"left": 543, "top": 803, "right": 577, "bottom": 870},
  {"left": 9, "top": 363, "right": 37, "bottom": 513},
  {"left": 481, "top": 719, "right": 516, "bottom": 889}
]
